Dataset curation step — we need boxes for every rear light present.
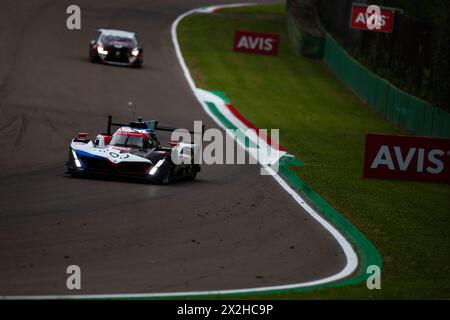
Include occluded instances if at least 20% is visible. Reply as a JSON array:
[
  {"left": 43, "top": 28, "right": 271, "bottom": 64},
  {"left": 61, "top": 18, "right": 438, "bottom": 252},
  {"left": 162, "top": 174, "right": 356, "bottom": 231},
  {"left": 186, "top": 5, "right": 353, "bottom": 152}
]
[{"left": 78, "top": 132, "right": 89, "bottom": 138}]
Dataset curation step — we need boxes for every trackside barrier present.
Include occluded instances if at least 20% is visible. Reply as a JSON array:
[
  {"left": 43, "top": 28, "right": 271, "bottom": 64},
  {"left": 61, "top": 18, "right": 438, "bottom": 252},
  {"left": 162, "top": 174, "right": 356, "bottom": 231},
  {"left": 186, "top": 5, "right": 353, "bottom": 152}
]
[
  {"left": 286, "top": 8, "right": 450, "bottom": 138},
  {"left": 323, "top": 34, "right": 450, "bottom": 138}
]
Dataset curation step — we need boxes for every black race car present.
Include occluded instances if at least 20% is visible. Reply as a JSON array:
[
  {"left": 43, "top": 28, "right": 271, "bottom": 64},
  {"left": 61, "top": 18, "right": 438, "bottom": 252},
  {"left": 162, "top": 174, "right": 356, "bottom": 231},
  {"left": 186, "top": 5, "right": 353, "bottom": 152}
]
[
  {"left": 89, "top": 29, "right": 143, "bottom": 67},
  {"left": 66, "top": 116, "right": 202, "bottom": 184}
]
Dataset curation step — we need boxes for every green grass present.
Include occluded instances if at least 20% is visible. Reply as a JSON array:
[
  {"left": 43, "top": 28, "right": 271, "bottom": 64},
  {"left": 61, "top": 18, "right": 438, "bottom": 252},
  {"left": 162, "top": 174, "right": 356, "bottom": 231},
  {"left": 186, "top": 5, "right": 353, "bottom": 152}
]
[{"left": 178, "top": 5, "right": 450, "bottom": 299}]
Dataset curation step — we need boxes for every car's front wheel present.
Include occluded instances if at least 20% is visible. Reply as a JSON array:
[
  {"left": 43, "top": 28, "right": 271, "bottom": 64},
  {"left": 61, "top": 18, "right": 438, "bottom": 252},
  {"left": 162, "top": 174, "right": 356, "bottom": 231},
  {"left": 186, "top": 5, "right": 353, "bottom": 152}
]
[
  {"left": 153, "top": 160, "right": 174, "bottom": 185},
  {"left": 133, "top": 60, "right": 143, "bottom": 68},
  {"left": 89, "top": 51, "right": 100, "bottom": 63},
  {"left": 187, "top": 164, "right": 199, "bottom": 181}
]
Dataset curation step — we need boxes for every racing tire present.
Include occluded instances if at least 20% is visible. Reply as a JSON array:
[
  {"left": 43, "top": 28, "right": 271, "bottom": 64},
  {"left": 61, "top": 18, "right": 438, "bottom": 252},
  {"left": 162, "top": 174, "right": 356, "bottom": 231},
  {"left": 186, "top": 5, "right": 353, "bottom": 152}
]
[
  {"left": 89, "top": 53, "right": 100, "bottom": 63},
  {"left": 187, "top": 164, "right": 198, "bottom": 181},
  {"left": 157, "top": 161, "right": 174, "bottom": 185},
  {"left": 160, "top": 172, "right": 173, "bottom": 185}
]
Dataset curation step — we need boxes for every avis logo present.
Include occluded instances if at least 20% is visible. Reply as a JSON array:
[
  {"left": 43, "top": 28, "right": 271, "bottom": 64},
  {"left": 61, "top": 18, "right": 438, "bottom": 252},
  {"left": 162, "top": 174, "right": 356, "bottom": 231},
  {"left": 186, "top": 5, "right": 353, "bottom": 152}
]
[
  {"left": 371, "top": 145, "right": 446, "bottom": 174},
  {"left": 233, "top": 30, "right": 279, "bottom": 56},
  {"left": 355, "top": 5, "right": 386, "bottom": 30},
  {"left": 350, "top": 4, "right": 395, "bottom": 33},
  {"left": 236, "top": 36, "right": 275, "bottom": 52},
  {"left": 363, "top": 134, "right": 450, "bottom": 183}
]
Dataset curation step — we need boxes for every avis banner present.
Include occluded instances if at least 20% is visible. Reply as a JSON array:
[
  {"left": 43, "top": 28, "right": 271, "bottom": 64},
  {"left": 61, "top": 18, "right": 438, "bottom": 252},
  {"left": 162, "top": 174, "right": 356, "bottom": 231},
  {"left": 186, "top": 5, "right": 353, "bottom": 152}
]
[
  {"left": 233, "top": 30, "right": 279, "bottom": 56},
  {"left": 350, "top": 3, "right": 396, "bottom": 33},
  {"left": 363, "top": 133, "right": 450, "bottom": 183}
]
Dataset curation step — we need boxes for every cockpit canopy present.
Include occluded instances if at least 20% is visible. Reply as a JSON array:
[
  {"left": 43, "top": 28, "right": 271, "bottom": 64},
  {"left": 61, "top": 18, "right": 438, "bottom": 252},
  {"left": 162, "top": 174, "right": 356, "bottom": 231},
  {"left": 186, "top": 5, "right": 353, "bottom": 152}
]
[{"left": 109, "top": 131, "right": 155, "bottom": 149}]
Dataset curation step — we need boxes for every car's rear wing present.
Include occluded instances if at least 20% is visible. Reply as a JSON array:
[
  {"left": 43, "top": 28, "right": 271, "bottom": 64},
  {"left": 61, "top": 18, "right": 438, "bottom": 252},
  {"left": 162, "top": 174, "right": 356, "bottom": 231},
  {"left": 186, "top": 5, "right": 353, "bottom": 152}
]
[{"left": 106, "top": 115, "right": 204, "bottom": 136}]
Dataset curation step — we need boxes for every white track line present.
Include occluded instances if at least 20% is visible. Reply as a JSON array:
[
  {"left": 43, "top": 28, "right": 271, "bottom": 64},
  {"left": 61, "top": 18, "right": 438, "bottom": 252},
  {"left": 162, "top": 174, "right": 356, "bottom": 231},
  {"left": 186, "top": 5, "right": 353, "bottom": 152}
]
[{"left": 2, "top": 3, "right": 358, "bottom": 299}]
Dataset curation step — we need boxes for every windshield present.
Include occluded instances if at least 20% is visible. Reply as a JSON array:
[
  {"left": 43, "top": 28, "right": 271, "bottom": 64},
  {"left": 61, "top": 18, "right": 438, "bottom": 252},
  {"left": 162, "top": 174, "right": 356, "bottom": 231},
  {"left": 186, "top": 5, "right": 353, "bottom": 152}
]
[
  {"left": 101, "top": 35, "right": 137, "bottom": 47},
  {"left": 110, "top": 134, "right": 151, "bottom": 148}
]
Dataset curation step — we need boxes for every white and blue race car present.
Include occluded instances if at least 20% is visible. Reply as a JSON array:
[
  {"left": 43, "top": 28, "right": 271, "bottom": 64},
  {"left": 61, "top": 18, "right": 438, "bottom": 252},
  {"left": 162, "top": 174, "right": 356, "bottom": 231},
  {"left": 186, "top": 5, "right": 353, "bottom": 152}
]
[{"left": 66, "top": 116, "right": 201, "bottom": 184}]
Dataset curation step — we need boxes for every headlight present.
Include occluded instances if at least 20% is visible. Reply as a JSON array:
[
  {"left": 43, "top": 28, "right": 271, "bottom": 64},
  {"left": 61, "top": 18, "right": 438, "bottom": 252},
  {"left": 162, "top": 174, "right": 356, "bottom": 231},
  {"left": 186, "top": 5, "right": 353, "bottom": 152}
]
[
  {"left": 72, "top": 150, "right": 82, "bottom": 168},
  {"left": 97, "top": 46, "right": 108, "bottom": 55},
  {"left": 149, "top": 159, "right": 165, "bottom": 175},
  {"left": 131, "top": 48, "right": 140, "bottom": 57},
  {"left": 149, "top": 166, "right": 158, "bottom": 175}
]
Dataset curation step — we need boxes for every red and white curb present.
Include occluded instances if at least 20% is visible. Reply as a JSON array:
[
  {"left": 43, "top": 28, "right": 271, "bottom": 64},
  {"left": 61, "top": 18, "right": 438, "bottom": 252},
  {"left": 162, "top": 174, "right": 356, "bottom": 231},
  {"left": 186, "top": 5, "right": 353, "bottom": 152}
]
[{"left": 196, "top": 88, "right": 287, "bottom": 172}]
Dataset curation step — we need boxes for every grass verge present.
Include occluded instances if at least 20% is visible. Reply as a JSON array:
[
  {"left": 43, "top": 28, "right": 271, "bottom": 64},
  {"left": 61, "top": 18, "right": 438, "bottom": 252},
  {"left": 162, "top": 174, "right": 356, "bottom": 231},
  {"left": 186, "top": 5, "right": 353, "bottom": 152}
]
[{"left": 178, "top": 5, "right": 450, "bottom": 299}]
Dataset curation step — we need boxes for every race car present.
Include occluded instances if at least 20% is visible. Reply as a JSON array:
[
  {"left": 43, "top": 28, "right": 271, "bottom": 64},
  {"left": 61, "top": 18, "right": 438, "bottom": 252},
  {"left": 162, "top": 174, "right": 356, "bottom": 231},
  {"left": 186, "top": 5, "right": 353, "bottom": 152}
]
[
  {"left": 89, "top": 29, "right": 143, "bottom": 67},
  {"left": 66, "top": 116, "right": 202, "bottom": 184}
]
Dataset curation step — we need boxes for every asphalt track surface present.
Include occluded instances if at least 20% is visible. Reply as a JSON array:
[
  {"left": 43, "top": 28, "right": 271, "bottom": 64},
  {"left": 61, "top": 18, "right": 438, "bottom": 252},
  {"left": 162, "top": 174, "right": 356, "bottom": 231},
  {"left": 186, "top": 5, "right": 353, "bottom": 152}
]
[{"left": 0, "top": 0, "right": 347, "bottom": 295}]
